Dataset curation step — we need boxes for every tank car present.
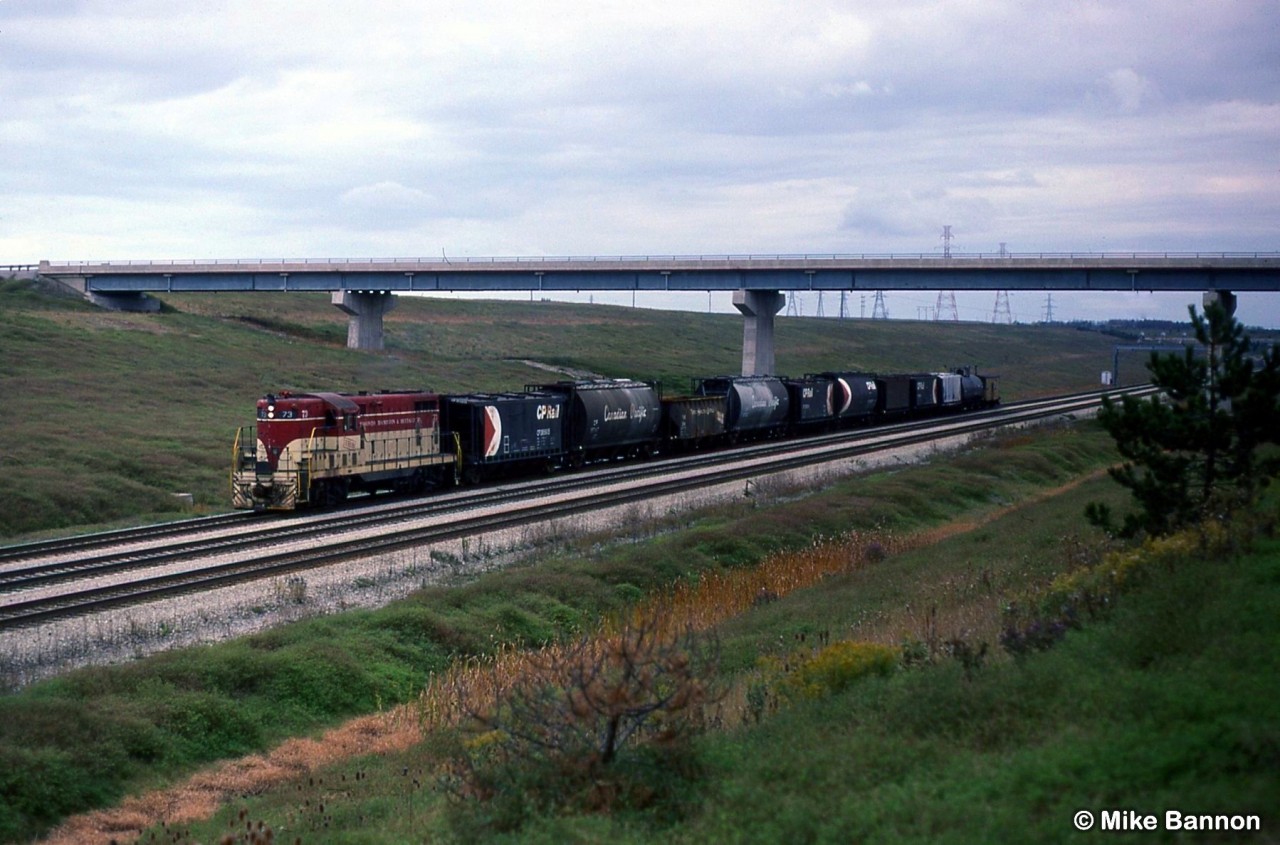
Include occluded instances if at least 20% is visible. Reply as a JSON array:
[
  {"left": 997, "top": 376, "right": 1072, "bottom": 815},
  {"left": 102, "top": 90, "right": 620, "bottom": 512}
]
[
  {"left": 232, "top": 389, "right": 457, "bottom": 510},
  {"left": 531, "top": 379, "right": 661, "bottom": 464},
  {"left": 443, "top": 392, "right": 567, "bottom": 483},
  {"left": 955, "top": 367, "right": 1000, "bottom": 408},
  {"left": 696, "top": 376, "right": 790, "bottom": 439}
]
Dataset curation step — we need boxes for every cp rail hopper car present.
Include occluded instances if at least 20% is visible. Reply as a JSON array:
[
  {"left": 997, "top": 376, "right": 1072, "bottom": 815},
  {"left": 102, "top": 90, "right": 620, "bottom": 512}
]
[
  {"left": 443, "top": 392, "right": 567, "bottom": 484},
  {"left": 813, "top": 372, "right": 879, "bottom": 423},
  {"left": 531, "top": 379, "right": 662, "bottom": 465}
]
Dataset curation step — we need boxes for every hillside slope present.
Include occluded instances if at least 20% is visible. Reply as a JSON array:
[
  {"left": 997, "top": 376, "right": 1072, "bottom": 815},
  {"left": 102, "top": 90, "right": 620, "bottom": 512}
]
[{"left": 2, "top": 280, "right": 1124, "bottom": 538}]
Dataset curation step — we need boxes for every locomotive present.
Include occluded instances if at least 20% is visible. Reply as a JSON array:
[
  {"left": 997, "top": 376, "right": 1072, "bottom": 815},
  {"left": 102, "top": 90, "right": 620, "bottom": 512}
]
[
  {"left": 231, "top": 389, "right": 458, "bottom": 509},
  {"left": 232, "top": 369, "right": 998, "bottom": 511}
]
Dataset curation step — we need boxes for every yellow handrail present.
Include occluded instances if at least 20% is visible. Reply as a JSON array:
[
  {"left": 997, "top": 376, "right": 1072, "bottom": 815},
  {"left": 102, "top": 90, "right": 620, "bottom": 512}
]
[
  {"left": 299, "top": 426, "right": 321, "bottom": 503},
  {"left": 229, "top": 426, "right": 244, "bottom": 500}
]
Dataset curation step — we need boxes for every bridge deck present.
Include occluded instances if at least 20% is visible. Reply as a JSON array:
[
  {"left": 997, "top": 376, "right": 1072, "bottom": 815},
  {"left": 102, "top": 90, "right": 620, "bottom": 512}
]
[{"left": 38, "top": 253, "right": 1280, "bottom": 293}]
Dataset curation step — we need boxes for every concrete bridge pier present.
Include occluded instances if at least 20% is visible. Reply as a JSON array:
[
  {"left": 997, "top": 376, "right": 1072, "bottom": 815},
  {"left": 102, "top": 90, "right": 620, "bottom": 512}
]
[
  {"left": 331, "top": 290, "right": 395, "bottom": 351},
  {"left": 733, "top": 289, "right": 785, "bottom": 376}
]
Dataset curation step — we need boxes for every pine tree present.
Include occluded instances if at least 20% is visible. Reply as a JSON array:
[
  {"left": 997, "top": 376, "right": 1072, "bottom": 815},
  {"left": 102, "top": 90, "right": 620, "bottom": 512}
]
[{"left": 1089, "top": 301, "right": 1280, "bottom": 537}]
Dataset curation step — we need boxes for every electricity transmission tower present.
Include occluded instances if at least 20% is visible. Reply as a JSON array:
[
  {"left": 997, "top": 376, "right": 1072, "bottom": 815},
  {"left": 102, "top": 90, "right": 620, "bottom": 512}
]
[
  {"left": 992, "top": 290, "right": 1012, "bottom": 324},
  {"left": 871, "top": 290, "right": 889, "bottom": 319},
  {"left": 936, "top": 224, "right": 958, "bottom": 320},
  {"left": 1042, "top": 292, "right": 1056, "bottom": 323},
  {"left": 935, "top": 290, "right": 959, "bottom": 321}
]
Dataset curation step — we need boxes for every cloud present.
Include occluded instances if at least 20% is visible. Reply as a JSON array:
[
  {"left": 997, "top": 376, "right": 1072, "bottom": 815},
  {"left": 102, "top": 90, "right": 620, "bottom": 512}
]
[
  {"left": 1100, "top": 67, "right": 1158, "bottom": 112},
  {"left": 1, "top": 1, "right": 1278, "bottom": 323}
]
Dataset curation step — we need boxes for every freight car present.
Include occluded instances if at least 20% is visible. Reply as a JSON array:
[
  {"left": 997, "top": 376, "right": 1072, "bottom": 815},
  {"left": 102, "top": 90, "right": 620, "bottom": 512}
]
[
  {"left": 442, "top": 391, "right": 567, "bottom": 483},
  {"left": 231, "top": 390, "right": 457, "bottom": 510},
  {"left": 695, "top": 376, "right": 790, "bottom": 440},
  {"left": 814, "top": 372, "right": 879, "bottom": 424},
  {"left": 531, "top": 379, "right": 662, "bottom": 464},
  {"left": 784, "top": 376, "right": 836, "bottom": 430},
  {"left": 661, "top": 394, "right": 727, "bottom": 448},
  {"left": 956, "top": 367, "right": 999, "bottom": 409},
  {"left": 875, "top": 374, "right": 914, "bottom": 418}
]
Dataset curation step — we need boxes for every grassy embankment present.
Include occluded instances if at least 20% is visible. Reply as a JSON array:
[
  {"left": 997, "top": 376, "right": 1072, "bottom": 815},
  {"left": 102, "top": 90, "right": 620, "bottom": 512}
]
[
  {"left": 6, "top": 417, "right": 1275, "bottom": 843},
  {"left": 4, "top": 418, "right": 1134, "bottom": 842},
  {"left": 154, "top": 468, "right": 1276, "bottom": 845},
  {"left": 2, "top": 276, "right": 1129, "bottom": 539}
]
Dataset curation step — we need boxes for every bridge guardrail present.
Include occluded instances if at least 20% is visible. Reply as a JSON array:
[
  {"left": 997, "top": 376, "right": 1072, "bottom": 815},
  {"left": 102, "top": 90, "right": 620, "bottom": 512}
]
[{"left": 38, "top": 251, "right": 1280, "bottom": 268}]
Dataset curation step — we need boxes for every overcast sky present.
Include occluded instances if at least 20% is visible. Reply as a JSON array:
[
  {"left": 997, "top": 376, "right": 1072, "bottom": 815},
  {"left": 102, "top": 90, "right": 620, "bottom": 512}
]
[{"left": 2, "top": 1, "right": 1278, "bottom": 325}]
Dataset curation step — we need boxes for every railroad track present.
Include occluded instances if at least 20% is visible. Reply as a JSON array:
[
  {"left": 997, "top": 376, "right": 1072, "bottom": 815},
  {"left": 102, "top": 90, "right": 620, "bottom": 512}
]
[
  {"left": 0, "top": 511, "right": 255, "bottom": 567},
  {"left": 0, "top": 386, "right": 1150, "bottom": 630}
]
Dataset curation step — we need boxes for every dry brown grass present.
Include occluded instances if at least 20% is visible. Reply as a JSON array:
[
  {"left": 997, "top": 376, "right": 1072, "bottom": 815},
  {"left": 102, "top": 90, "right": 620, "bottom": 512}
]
[{"left": 40, "top": 712, "right": 421, "bottom": 845}]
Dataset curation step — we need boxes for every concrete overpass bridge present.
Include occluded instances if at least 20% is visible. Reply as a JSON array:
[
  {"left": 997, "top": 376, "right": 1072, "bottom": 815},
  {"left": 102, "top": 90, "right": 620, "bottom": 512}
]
[{"left": 35, "top": 252, "right": 1280, "bottom": 375}]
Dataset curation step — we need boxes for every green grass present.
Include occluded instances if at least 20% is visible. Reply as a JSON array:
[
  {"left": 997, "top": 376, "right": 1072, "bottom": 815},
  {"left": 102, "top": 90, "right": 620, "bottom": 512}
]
[
  {"left": 2, "top": 278, "right": 1131, "bottom": 539},
  {"left": 682, "top": 538, "right": 1279, "bottom": 845},
  {"left": 0, "top": 421, "right": 1126, "bottom": 842},
  {"left": 137, "top": 451, "right": 1279, "bottom": 845}
]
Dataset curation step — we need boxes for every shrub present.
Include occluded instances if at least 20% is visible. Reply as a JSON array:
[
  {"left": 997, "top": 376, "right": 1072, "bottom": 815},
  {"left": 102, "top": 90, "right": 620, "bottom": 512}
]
[
  {"left": 438, "top": 608, "right": 721, "bottom": 835},
  {"left": 1001, "top": 521, "right": 1234, "bottom": 658},
  {"left": 780, "top": 640, "right": 899, "bottom": 700}
]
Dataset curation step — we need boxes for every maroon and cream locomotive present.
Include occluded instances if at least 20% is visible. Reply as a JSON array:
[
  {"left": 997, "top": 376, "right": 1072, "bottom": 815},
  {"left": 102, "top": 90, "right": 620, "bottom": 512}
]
[{"left": 232, "top": 390, "right": 458, "bottom": 509}]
